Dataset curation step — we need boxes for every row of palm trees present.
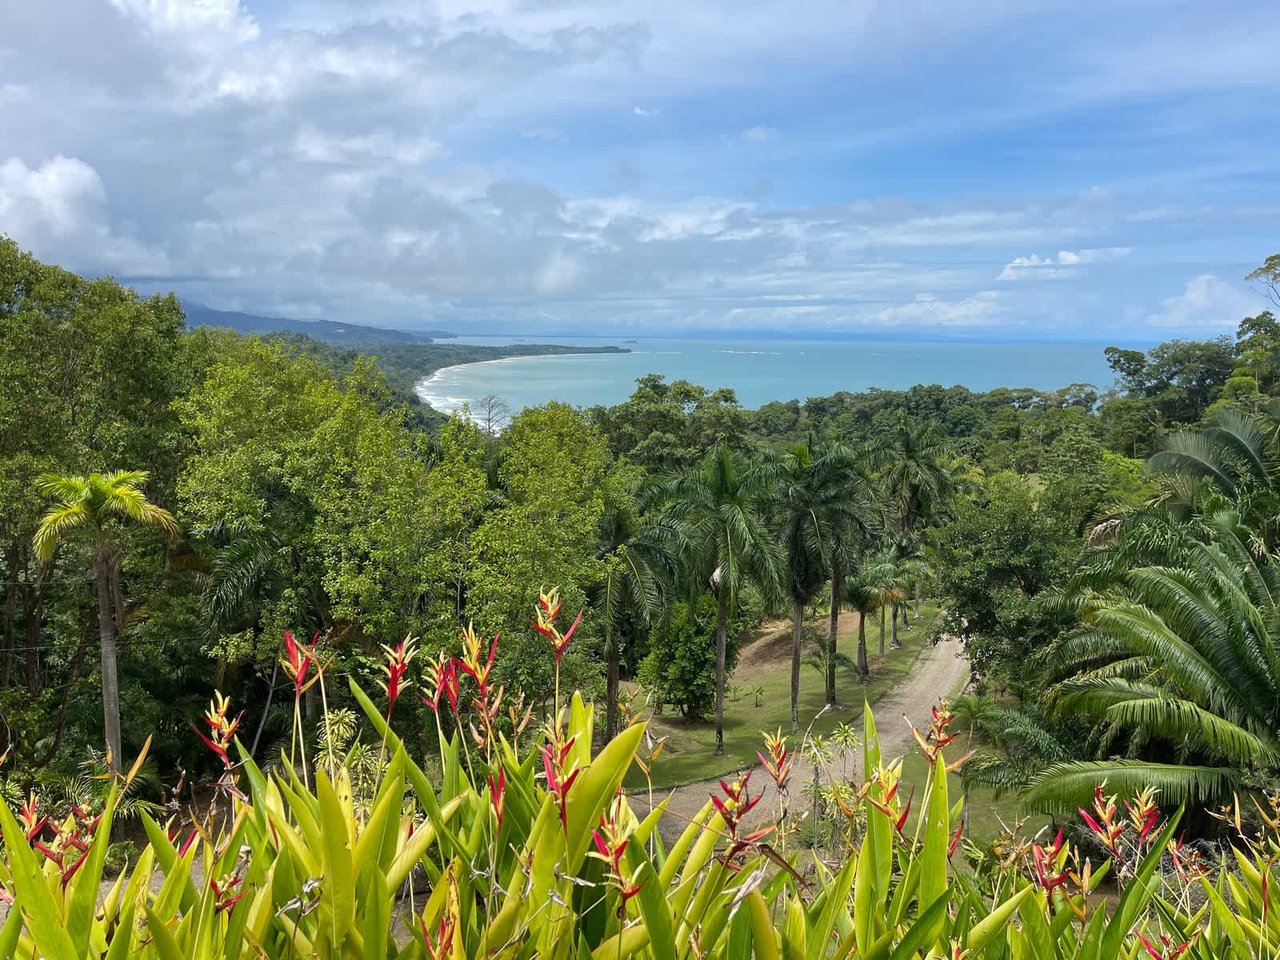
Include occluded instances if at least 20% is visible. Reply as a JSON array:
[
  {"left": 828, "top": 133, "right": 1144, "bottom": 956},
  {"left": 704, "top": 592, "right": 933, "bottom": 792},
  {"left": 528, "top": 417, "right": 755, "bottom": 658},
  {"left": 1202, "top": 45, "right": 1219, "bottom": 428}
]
[
  {"left": 606, "top": 417, "right": 953, "bottom": 754},
  {"left": 32, "top": 420, "right": 953, "bottom": 769}
]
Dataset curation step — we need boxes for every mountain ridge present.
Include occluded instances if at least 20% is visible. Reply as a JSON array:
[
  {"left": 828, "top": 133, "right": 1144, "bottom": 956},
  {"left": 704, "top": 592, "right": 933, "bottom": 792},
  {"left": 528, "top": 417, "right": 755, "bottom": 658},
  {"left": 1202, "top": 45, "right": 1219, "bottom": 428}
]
[{"left": 184, "top": 303, "right": 456, "bottom": 345}]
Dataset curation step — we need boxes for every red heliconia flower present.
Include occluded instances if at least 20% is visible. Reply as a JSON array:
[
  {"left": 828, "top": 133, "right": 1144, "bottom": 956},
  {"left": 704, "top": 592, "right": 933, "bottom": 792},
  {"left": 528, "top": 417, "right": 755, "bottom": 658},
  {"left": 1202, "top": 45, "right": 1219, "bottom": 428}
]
[
  {"left": 488, "top": 768, "right": 507, "bottom": 828},
  {"left": 421, "top": 653, "right": 462, "bottom": 714},
  {"left": 210, "top": 873, "right": 247, "bottom": 914},
  {"left": 282, "top": 630, "right": 321, "bottom": 697},
  {"left": 1124, "top": 785, "right": 1161, "bottom": 847},
  {"left": 534, "top": 588, "right": 584, "bottom": 665},
  {"left": 195, "top": 691, "right": 243, "bottom": 769},
  {"left": 380, "top": 635, "right": 417, "bottom": 716},
  {"left": 711, "top": 771, "right": 775, "bottom": 864},
  {"left": 1137, "top": 932, "right": 1194, "bottom": 959},
  {"left": 757, "top": 728, "right": 793, "bottom": 790},
  {"left": 1080, "top": 785, "right": 1124, "bottom": 855},
  {"left": 948, "top": 820, "right": 965, "bottom": 857},
  {"left": 459, "top": 624, "right": 499, "bottom": 698},
  {"left": 537, "top": 590, "right": 562, "bottom": 622},
  {"left": 167, "top": 824, "right": 199, "bottom": 859},
  {"left": 590, "top": 801, "right": 644, "bottom": 915},
  {"left": 19, "top": 792, "right": 46, "bottom": 841},
  {"left": 868, "top": 786, "right": 915, "bottom": 838},
  {"left": 422, "top": 912, "right": 456, "bottom": 960},
  {"left": 541, "top": 736, "right": 581, "bottom": 830},
  {"left": 1031, "top": 828, "right": 1070, "bottom": 894}
]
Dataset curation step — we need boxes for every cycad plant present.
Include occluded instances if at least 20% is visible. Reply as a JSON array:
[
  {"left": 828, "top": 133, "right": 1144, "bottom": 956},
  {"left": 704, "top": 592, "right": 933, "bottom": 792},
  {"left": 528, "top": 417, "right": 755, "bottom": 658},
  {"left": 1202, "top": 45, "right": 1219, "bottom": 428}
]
[{"left": 1027, "top": 510, "right": 1280, "bottom": 813}]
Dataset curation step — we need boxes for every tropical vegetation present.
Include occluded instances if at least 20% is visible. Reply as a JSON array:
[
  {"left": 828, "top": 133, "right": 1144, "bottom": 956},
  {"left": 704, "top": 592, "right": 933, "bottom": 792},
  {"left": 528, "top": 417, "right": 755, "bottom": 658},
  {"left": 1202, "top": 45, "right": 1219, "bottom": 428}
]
[{"left": 9, "top": 232, "right": 1280, "bottom": 954}]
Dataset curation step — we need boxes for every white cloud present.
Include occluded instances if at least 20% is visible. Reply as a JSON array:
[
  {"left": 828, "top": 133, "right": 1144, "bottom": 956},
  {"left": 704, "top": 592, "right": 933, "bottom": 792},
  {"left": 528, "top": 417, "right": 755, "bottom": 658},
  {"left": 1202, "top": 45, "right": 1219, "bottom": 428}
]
[
  {"left": 1145, "top": 275, "right": 1262, "bottom": 330},
  {"left": 0, "top": 155, "right": 170, "bottom": 274},
  {"left": 997, "top": 246, "right": 1131, "bottom": 281},
  {"left": 1, "top": 0, "right": 1275, "bottom": 335},
  {"left": 873, "top": 291, "right": 1002, "bottom": 327}
]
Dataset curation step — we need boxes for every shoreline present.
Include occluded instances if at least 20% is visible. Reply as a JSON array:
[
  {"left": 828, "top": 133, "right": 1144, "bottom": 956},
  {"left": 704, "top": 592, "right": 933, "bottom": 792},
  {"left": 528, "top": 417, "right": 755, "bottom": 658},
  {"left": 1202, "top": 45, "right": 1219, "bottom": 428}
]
[
  {"left": 415, "top": 354, "right": 543, "bottom": 414},
  {"left": 412, "top": 338, "right": 1119, "bottom": 418},
  {"left": 415, "top": 346, "right": 627, "bottom": 414}
]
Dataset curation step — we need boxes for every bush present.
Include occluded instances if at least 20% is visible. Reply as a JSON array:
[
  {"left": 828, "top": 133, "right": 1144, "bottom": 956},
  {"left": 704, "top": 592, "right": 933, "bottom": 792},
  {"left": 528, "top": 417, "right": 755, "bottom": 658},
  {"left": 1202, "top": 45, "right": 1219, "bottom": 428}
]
[{"left": 638, "top": 594, "right": 740, "bottom": 718}]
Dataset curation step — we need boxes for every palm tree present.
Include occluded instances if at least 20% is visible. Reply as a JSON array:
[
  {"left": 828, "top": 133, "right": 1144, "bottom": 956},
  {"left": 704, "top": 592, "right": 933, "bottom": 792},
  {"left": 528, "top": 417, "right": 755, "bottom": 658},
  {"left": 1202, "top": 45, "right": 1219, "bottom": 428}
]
[
  {"left": 647, "top": 442, "right": 783, "bottom": 755},
  {"left": 843, "top": 568, "right": 885, "bottom": 681},
  {"left": 875, "top": 416, "right": 953, "bottom": 541},
  {"left": 771, "top": 436, "right": 879, "bottom": 725},
  {"left": 1026, "top": 510, "right": 1280, "bottom": 814},
  {"left": 594, "top": 505, "right": 676, "bottom": 741},
  {"left": 34, "top": 471, "right": 178, "bottom": 770}
]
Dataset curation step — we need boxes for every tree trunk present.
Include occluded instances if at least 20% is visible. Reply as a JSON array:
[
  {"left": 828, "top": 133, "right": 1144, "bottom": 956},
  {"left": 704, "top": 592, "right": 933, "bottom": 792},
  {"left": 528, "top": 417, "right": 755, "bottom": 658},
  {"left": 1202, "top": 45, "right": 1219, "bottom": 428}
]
[
  {"left": 826, "top": 562, "right": 842, "bottom": 706},
  {"left": 914, "top": 581, "right": 921, "bottom": 618},
  {"left": 857, "top": 612, "right": 869, "bottom": 680},
  {"left": 879, "top": 607, "right": 886, "bottom": 656},
  {"left": 891, "top": 601, "right": 901, "bottom": 649},
  {"left": 790, "top": 597, "right": 803, "bottom": 732},
  {"left": 94, "top": 547, "right": 122, "bottom": 772},
  {"left": 715, "top": 588, "right": 728, "bottom": 756},
  {"left": 605, "top": 623, "right": 620, "bottom": 742}
]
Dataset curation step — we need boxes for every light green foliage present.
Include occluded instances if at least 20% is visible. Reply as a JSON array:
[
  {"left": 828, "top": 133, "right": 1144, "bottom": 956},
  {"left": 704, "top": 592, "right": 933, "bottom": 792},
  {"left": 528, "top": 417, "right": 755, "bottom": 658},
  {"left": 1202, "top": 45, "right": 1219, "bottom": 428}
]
[
  {"left": 638, "top": 595, "right": 738, "bottom": 719},
  {"left": 469, "top": 403, "right": 612, "bottom": 696},
  {"left": 590, "top": 374, "right": 750, "bottom": 473},
  {"left": 934, "top": 471, "right": 1076, "bottom": 695},
  {"left": 1, "top": 688, "right": 1266, "bottom": 960}
]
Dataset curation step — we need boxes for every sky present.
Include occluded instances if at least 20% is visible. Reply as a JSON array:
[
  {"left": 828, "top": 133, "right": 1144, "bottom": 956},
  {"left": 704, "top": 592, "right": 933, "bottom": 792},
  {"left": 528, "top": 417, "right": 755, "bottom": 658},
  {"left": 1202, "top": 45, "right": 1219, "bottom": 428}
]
[{"left": 1, "top": 0, "right": 1276, "bottom": 338}]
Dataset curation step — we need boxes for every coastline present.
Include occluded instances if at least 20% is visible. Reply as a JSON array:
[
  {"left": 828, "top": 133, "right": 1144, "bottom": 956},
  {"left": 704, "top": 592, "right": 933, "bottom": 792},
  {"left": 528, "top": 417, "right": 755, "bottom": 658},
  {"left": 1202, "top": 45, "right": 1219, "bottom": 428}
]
[
  {"left": 415, "top": 355, "right": 538, "bottom": 414},
  {"left": 414, "top": 345, "right": 629, "bottom": 415}
]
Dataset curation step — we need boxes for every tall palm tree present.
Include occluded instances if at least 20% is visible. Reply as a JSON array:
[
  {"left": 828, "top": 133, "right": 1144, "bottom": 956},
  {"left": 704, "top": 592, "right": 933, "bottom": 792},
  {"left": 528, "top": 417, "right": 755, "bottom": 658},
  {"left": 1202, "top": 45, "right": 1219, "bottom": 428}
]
[
  {"left": 770, "top": 436, "right": 879, "bottom": 725},
  {"left": 594, "top": 505, "right": 676, "bottom": 741},
  {"left": 843, "top": 568, "right": 885, "bottom": 681},
  {"left": 875, "top": 416, "right": 953, "bottom": 541},
  {"left": 1026, "top": 511, "right": 1280, "bottom": 813},
  {"left": 647, "top": 442, "right": 783, "bottom": 755},
  {"left": 33, "top": 471, "right": 178, "bottom": 770}
]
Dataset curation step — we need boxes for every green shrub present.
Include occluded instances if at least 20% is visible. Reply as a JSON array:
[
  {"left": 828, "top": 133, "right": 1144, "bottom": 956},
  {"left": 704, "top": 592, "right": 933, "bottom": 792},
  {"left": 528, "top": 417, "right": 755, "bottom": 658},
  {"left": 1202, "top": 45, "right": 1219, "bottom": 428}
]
[{"left": 638, "top": 595, "right": 740, "bottom": 718}]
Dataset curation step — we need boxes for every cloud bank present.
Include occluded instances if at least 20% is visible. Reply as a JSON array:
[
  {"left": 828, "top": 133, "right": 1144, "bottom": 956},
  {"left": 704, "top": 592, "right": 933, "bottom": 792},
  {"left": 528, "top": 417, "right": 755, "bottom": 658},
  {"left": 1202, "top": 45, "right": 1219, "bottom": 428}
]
[{"left": 1, "top": 0, "right": 1276, "bottom": 336}]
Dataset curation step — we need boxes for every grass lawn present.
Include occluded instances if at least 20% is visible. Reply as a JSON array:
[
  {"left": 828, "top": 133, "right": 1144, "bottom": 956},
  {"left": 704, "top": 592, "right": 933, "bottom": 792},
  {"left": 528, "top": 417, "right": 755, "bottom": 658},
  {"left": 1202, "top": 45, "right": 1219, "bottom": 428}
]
[{"left": 624, "top": 603, "right": 944, "bottom": 790}]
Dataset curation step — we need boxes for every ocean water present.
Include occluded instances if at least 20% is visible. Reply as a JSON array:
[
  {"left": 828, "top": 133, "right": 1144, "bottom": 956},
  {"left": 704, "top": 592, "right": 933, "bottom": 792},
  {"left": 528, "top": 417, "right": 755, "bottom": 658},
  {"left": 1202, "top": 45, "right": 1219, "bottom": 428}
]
[{"left": 415, "top": 336, "right": 1127, "bottom": 415}]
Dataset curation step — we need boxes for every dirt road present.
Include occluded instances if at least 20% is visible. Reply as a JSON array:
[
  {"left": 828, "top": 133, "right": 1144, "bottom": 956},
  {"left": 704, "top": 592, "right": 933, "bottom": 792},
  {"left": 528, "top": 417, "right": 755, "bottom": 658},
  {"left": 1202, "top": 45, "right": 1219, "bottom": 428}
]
[{"left": 631, "top": 636, "right": 970, "bottom": 843}]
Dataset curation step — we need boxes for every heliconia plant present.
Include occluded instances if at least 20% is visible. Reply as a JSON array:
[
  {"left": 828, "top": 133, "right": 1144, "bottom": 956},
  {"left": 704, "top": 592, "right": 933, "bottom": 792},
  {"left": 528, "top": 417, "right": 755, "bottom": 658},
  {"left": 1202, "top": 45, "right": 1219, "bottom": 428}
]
[{"left": 0, "top": 592, "right": 1279, "bottom": 958}]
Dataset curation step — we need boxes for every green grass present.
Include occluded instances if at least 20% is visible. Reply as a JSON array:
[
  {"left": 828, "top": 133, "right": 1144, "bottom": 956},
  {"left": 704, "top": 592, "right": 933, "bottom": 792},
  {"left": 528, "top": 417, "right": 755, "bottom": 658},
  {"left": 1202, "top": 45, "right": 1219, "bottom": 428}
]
[{"left": 626, "top": 603, "right": 943, "bottom": 789}]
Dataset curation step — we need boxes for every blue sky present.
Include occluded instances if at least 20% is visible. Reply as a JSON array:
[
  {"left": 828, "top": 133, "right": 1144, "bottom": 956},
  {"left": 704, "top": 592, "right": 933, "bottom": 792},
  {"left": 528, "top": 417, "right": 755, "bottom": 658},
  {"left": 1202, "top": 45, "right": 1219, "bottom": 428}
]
[{"left": 1, "top": 0, "right": 1276, "bottom": 337}]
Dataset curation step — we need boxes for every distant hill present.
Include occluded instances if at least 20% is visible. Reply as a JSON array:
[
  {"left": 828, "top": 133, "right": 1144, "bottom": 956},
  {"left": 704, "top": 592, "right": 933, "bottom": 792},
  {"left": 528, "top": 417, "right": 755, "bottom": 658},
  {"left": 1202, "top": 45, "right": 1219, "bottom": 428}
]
[{"left": 184, "top": 303, "right": 457, "bottom": 345}]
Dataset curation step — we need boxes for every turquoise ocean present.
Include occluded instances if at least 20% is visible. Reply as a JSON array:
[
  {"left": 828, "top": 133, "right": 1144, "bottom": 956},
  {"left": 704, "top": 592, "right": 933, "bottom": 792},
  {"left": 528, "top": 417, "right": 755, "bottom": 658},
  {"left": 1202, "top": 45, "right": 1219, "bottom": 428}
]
[{"left": 415, "top": 336, "right": 1130, "bottom": 415}]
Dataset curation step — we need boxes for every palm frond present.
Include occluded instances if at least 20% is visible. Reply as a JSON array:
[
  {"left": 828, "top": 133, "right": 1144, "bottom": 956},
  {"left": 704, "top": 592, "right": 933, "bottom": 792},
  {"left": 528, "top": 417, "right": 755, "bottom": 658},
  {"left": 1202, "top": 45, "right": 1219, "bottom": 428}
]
[{"left": 1022, "top": 759, "right": 1236, "bottom": 815}]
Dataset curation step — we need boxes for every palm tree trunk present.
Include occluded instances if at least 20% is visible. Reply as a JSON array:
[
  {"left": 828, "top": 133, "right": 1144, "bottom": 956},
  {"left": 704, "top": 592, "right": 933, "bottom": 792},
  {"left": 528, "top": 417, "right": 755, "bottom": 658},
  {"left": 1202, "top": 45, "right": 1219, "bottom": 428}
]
[
  {"left": 605, "top": 622, "right": 620, "bottom": 742},
  {"left": 715, "top": 588, "right": 728, "bottom": 756},
  {"left": 879, "top": 607, "right": 886, "bottom": 656},
  {"left": 826, "top": 563, "right": 842, "bottom": 706},
  {"left": 857, "top": 612, "right": 869, "bottom": 680},
  {"left": 914, "top": 581, "right": 921, "bottom": 618},
  {"left": 891, "top": 601, "right": 901, "bottom": 649},
  {"left": 94, "top": 547, "right": 122, "bottom": 772},
  {"left": 790, "top": 597, "right": 803, "bottom": 732}
]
